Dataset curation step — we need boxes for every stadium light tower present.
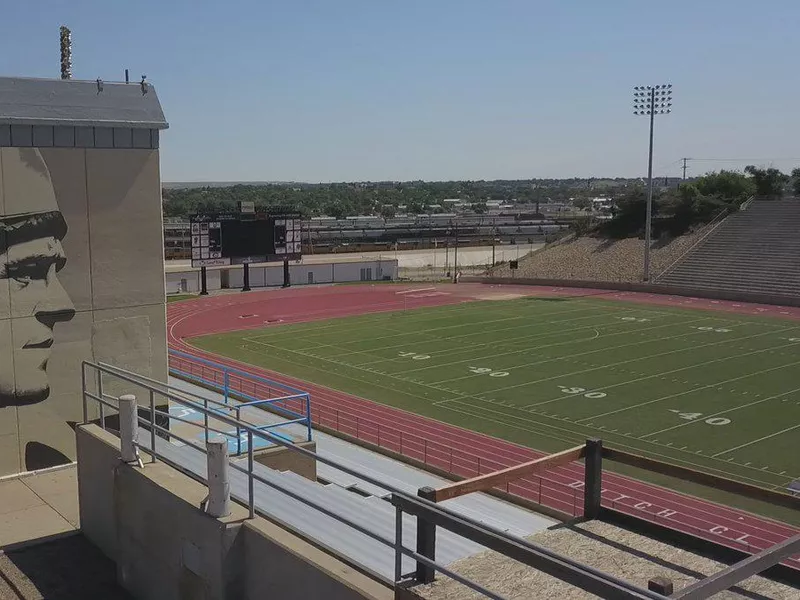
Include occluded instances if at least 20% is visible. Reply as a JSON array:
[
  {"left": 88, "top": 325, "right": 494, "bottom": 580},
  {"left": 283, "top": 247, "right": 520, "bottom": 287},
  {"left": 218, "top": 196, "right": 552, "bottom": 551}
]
[{"left": 633, "top": 84, "right": 672, "bottom": 281}]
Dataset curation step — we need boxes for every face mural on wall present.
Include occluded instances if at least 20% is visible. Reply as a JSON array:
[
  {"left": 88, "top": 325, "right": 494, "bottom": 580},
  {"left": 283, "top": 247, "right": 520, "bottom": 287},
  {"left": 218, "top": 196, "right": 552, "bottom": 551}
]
[{"left": 1, "top": 149, "right": 76, "bottom": 408}]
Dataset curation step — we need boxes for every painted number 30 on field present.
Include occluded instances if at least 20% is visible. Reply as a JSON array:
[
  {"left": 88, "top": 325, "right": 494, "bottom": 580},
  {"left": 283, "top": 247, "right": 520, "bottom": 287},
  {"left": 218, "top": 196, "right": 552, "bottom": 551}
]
[{"left": 558, "top": 385, "right": 607, "bottom": 399}]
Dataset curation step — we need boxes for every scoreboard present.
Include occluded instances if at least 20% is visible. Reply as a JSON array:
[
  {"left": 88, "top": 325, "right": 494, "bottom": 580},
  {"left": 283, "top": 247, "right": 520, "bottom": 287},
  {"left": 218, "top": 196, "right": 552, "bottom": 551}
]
[{"left": 190, "top": 212, "right": 302, "bottom": 267}]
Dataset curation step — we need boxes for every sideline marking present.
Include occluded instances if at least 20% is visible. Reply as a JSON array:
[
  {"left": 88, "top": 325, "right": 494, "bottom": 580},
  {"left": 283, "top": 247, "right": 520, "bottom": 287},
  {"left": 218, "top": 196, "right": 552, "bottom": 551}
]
[{"left": 712, "top": 423, "right": 800, "bottom": 457}]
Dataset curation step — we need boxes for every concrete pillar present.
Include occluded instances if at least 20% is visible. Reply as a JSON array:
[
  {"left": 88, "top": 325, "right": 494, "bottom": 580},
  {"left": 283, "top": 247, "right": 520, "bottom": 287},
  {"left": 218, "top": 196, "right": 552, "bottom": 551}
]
[
  {"left": 119, "top": 394, "right": 139, "bottom": 464},
  {"left": 206, "top": 439, "right": 231, "bottom": 517}
]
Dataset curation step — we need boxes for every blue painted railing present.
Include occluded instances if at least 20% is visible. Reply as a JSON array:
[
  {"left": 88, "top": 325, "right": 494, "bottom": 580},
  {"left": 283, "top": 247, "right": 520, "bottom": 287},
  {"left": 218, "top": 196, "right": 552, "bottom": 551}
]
[{"left": 168, "top": 348, "right": 312, "bottom": 444}]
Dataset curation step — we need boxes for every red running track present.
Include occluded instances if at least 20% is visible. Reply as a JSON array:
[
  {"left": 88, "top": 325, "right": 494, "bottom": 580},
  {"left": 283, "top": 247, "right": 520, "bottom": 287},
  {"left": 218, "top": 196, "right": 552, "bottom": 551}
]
[{"left": 166, "top": 283, "right": 800, "bottom": 567}]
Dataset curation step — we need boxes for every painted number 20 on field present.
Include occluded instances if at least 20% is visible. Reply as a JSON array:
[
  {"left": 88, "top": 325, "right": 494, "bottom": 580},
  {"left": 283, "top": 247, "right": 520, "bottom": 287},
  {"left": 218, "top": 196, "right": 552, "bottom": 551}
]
[{"left": 468, "top": 366, "right": 509, "bottom": 377}]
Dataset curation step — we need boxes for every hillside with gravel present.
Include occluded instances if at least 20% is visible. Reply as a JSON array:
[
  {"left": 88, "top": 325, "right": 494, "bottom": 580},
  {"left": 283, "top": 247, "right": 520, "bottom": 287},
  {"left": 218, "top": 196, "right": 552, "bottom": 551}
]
[{"left": 490, "top": 226, "right": 710, "bottom": 283}]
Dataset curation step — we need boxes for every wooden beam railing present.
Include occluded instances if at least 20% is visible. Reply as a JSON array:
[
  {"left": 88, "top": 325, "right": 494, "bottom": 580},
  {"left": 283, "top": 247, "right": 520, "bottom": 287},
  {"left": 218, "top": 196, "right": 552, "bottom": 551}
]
[
  {"left": 431, "top": 445, "right": 585, "bottom": 503},
  {"left": 602, "top": 448, "right": 800, "bottom": 511}
]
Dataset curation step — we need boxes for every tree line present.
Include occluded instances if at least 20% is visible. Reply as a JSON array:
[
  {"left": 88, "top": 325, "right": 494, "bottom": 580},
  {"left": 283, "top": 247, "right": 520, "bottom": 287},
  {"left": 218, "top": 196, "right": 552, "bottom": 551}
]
[
  {"left": 599, "top": 166, "right": 798, "bottom": 239},
  {"left": 162, "top": 178, "right": 641, "bottom": 220},
  {"left": 162, "top": 168, "right": 800, "bottom": 223}
]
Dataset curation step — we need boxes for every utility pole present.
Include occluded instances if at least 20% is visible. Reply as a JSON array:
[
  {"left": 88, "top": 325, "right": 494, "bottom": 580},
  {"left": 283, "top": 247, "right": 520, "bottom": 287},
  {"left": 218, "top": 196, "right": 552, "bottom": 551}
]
[
  {"left": 452, "top": 220, "right": 459, "bottom": 283},
  {"left": 681, "top": 157, "right": 689, "bottom": 180},
  {"left": 633, "top": 84, "right": 673, "bottom": 282}
]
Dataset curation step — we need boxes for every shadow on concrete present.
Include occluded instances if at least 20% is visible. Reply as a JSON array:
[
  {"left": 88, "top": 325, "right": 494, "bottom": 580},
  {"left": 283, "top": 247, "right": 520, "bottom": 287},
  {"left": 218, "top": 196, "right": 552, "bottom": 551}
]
[{"left": 0, "top": 535, "right": 130, "bottom": 600}]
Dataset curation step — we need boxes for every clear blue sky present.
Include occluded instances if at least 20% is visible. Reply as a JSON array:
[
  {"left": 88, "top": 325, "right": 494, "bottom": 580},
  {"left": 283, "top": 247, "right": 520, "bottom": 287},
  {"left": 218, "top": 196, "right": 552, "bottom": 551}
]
[{"left": 2, "top": 1, "right": 799, "bottom": 182}]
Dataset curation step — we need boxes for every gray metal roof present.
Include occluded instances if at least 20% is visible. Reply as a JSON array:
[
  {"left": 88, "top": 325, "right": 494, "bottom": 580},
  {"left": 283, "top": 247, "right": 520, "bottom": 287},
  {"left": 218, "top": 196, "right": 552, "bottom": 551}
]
[{"left": 0, "top": 76, "right": 168, "bottom": 129}]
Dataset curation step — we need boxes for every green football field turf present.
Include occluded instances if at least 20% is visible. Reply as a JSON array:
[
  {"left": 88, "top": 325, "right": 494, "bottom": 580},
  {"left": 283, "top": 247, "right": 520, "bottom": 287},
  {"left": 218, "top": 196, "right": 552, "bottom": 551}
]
[{"left": 190, "top": 296, "right": 800, "bottom": 495}]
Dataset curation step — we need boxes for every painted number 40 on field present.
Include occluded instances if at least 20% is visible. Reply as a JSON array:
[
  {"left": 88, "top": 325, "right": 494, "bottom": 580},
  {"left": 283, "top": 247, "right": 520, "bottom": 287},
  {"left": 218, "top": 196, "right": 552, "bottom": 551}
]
[{"left": 669, "top": 410, "right": 730, "bottom": 426}]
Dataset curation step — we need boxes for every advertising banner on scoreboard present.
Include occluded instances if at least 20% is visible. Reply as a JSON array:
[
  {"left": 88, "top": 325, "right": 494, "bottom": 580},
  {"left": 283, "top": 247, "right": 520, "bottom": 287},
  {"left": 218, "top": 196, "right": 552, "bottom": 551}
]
[{"left": 189, "top": 211, "right": 302, "bottom": 268}]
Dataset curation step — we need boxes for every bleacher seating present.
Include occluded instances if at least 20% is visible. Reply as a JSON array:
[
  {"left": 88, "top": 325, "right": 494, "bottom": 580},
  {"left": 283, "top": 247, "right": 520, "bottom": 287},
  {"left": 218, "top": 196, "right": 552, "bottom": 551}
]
[{"left": 657, "top": 198, "right": 800, "bottom": 298}]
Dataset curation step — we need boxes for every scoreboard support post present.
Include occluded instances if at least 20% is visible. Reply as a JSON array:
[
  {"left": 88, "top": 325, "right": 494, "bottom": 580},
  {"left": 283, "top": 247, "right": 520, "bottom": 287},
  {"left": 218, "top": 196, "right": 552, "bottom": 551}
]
[
  {"left": 200, "top": 267, "right": 209, "bottom": 295},
  {"left": 282, "top": 259, "right": 290, "bottom": 288},
  {"left": 242, "top": 263, "right": 251, "bottom": 292}
]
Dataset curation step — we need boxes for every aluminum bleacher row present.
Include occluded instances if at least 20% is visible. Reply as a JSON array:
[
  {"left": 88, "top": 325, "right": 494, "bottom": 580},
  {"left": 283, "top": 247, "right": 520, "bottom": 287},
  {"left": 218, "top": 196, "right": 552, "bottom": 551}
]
[{"left": 658, "top": 198, "right": 800, "bottom": 298}]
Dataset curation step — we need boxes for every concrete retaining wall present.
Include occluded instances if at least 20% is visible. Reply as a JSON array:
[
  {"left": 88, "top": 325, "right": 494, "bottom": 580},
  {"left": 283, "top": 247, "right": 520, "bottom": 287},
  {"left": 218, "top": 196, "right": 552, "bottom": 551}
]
[
  {"left": 165, "top": 259, "right": 398, "bottom": 293},
  {"left": 243, "top": 518, "right": 391, "bottom": 600},
  {"left": 76, "top": 425, "right": 391, "bottom": 600},
  {"left": 466, "top": 277, "right": 800, "bottom": 307}
]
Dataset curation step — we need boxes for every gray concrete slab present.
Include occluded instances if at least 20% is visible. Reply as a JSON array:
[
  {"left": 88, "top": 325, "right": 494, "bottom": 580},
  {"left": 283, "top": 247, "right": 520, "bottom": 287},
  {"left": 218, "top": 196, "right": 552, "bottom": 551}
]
[{"left": 0, "top": 466, "right": 78, "bottom": 549}]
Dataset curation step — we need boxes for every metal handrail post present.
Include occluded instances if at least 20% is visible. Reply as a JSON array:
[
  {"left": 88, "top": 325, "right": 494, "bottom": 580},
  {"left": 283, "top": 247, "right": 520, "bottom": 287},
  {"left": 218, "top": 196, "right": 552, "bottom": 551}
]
[
  {"left": 204, "top": 394, "right": 209, "bottom": 445},
  {"left": 81, "top": 362, "right": 88, "bottom": 424},
  {"left": 119, "top": 394, "right": 139, "bottom": 464},
  {"left": 394, "top": 506, "right": 404, "bottom": 583},
  {"left": 306, "top": 394, "right": 312, "bottom": 442},
  {"left": 205, "top": 439, "right": 230, "bottom": 518},
  {"left": 98, "top": 371, "right": 105, "bottom": 429},
  {"left": 149, "top": 390, "right": 157, "bottom": 463},
  {"left": 247, "top": 431, "right": 255, "bottom": 519},
  {"left": 236, "top": 406, "right": 242, "bottom": 456}
]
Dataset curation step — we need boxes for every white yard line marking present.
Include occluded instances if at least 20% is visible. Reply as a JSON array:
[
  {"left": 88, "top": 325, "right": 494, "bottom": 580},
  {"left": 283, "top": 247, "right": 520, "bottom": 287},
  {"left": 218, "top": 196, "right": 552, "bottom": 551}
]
[
  {"left": 439, "top": 400, "right": 785, "bottom": 487},
  {"left": 251, "top": 303, "right": 600, "bottom": 345},
  {"left": 575, "top": 351, "right": 800, "bottom": 423},
  {"left": 712, "top": 423, "right": 800, "bottom": 458},
  {"left": 505, "top": 327, "right": 800, "bottom": 407},
  {"left": 640, "top": 387, "right": 800, "bottom": 438},
  {"left": 395, "top": 287, "right": 436, "bottom": 295},
  {"left": 402, "top": 315, "right": 716, "bottom": 376},
  {"left": 355, "top": 310, "right": 641, "bottom": 366},
  {"left": 244, "top": 301, "right": 483, "bottom": 341},
  {"left": 430, "top": 318, "right": 757, "bottom": 385}
]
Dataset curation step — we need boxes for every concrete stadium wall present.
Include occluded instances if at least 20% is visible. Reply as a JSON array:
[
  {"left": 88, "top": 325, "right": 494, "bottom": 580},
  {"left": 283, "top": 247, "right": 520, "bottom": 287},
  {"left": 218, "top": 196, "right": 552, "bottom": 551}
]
[
  {"left": 165, "top": 259, "right": 397, "bottom": 293},
  {"left": 165, "top": 268, "right": 221, "bottom": 294},
  {"left": 466, "top": 276, "right": 800, "bottom": 308},
  {"left": 227, "top": 259, "right": 396, "bottom": 289},
  {"left": 77, "top": 425, "right": 392, "bottom": 600},
  {"left": 1, "top": 147, "right": 167, "bottom": 476}
]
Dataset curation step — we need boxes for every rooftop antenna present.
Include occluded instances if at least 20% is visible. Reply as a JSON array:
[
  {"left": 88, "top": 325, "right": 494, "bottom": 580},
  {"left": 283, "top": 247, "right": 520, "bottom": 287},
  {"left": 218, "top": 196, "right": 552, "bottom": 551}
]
[{"left": 59, "top": 26, "right": 72, "bottom": 79}]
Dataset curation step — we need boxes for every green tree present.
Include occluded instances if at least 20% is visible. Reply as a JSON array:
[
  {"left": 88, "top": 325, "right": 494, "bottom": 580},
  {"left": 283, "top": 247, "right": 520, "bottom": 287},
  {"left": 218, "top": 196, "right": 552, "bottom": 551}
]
[
  {"left": 571, "top": 197, "right": 592, "bottom": 210},
  {"left": 791, "top": 168, "right": 800, "bottom": 196},
  {"left": 744, "top": 166, "right": 789, "bottom": 197},
  {"left": 692, "top": 170, "right": 755, "bottom": 203},
  {"left": 471, "top": 201, "right": 487, "bottom": 214}
]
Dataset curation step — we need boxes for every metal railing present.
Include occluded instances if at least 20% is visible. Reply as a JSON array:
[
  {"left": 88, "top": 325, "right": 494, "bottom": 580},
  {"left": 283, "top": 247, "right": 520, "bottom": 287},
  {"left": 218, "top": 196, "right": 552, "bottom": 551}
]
[
  {"left": 168, "top": 349, "right": 312, "bottom": 444},
  {"left": 80, "top": 359, "right": 666, "bottom": 600},
  {"left": 168, "top": 349, "right": 585, "bottom": 518}
]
